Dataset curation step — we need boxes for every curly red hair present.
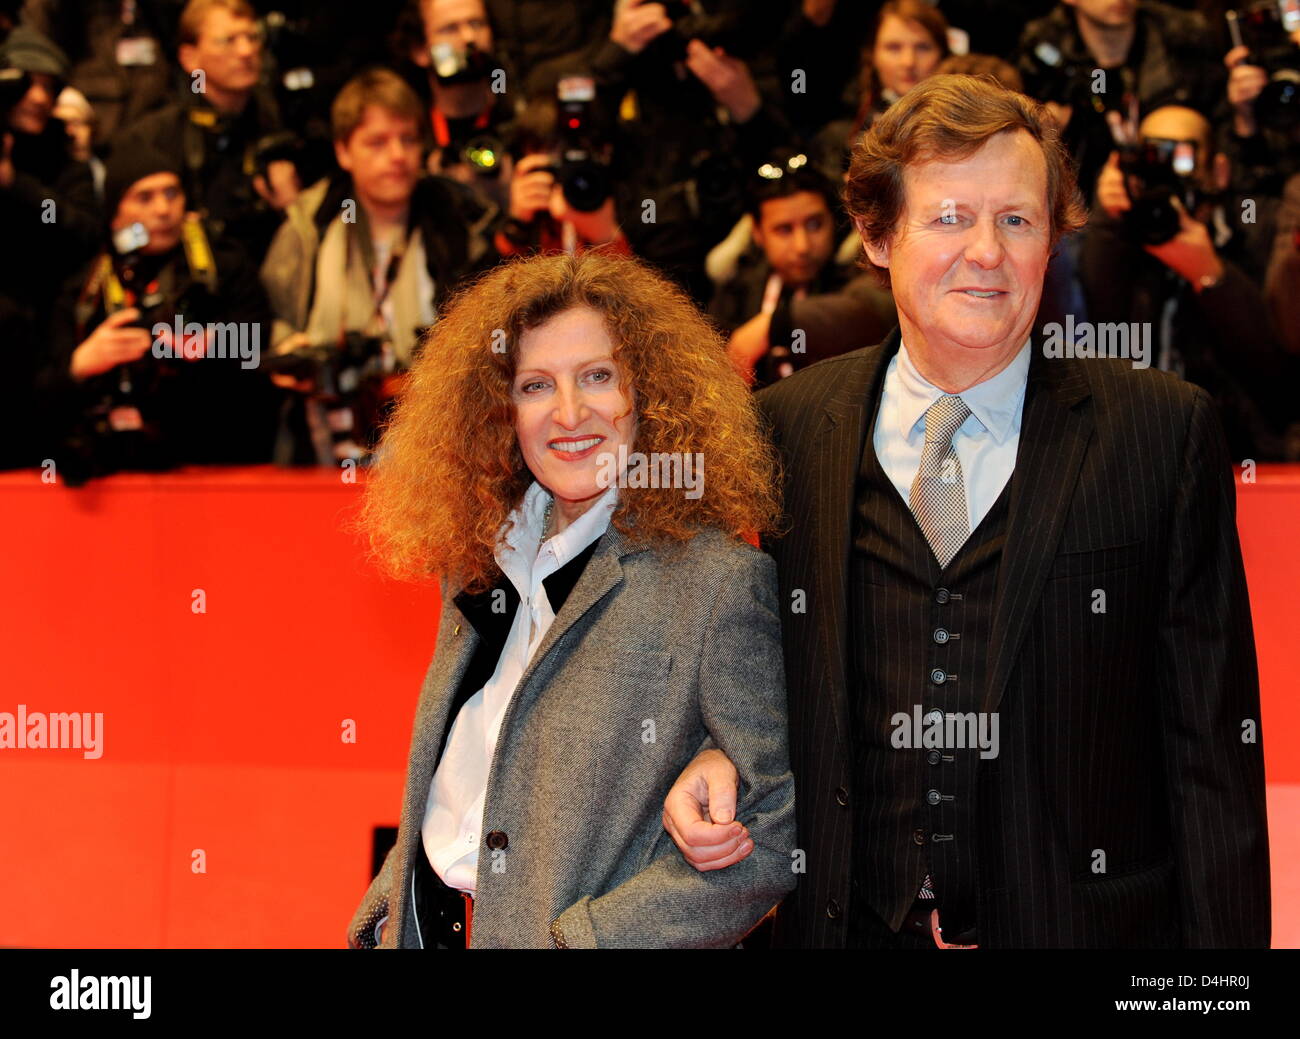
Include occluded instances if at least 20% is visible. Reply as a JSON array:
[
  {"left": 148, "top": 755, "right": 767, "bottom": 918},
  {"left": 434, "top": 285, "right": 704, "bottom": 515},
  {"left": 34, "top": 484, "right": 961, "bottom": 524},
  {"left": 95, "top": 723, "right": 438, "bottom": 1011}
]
[{"left": 355, "top": 252, "right": 783, "bottom": 591}]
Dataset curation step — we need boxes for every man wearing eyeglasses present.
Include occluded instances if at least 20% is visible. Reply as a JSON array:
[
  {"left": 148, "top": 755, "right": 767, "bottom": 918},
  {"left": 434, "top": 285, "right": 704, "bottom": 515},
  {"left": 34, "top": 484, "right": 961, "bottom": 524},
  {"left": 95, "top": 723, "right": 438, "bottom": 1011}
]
[{"left": 110, "top": 0, "right": 300, "bottom": 259}]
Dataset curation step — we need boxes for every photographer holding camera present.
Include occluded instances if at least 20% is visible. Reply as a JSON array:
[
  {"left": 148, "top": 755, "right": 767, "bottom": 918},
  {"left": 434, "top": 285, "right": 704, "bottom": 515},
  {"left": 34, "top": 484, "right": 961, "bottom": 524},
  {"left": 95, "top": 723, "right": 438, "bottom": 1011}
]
[
  {"left": 40, "top": 144, "right": 277, "bottom": 482},
  {"left": 259, "top": 68, "right": 497, "bottom": 466},
  {"left": 1216, "top": 6, "right": 1300, "bottom": 200},
  {"left": 397, "top": 0, "right": 518, "bottom": 217},
  {"left": 1017, "top": 1, "right": 1224, "bottom": 201},
  {"left": 493, "top": 88, "right": 629, "bottom": 258},
  {"left": 1080, "top": 103, "right": 1298, "bottom": 459},
  {"left": 582, "top": 0, "right": 798, "bottom": 301},
  {"left": 110, "top": 0, "right": 302, "bottom": 259}
]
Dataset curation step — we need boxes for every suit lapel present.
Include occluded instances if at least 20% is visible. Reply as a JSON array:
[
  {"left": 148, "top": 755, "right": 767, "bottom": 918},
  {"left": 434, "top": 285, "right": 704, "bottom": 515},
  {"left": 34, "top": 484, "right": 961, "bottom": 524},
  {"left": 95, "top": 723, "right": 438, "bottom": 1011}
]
[
  {"left": 807, "top": 334, "right": 898, "bottom": 749},
  {"left": 982, "top": 350, "right": 1094, "bottom": 715}
]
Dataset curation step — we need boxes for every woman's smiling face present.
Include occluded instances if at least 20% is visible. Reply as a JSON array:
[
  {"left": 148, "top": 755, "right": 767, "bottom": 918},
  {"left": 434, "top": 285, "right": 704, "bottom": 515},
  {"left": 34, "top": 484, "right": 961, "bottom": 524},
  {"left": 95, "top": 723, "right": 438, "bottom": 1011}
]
[{"left": 512, "top": 306, "right": 637, "bottom": 518}]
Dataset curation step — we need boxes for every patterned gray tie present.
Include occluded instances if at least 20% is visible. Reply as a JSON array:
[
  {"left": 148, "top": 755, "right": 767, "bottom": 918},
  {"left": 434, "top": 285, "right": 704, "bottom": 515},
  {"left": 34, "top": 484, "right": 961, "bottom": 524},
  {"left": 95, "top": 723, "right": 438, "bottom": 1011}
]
[{"left": 909, "top": 395, "right": 972, "bottom": 568}]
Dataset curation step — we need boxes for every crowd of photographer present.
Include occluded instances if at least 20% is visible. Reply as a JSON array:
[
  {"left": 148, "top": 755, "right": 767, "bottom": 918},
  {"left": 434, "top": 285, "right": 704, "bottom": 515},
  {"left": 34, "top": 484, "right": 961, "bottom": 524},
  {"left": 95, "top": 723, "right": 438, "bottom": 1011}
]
[{"left": 2, "top": 0, "right": 1299, "bottom": 482}]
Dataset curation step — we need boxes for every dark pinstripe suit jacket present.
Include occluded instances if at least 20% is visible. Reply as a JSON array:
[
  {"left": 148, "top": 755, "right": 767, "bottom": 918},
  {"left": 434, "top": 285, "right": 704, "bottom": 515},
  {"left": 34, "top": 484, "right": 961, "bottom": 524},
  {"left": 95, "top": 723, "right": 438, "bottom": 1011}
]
[{"left": 758, "top": 325, "right": 1271, "bottom": 948}]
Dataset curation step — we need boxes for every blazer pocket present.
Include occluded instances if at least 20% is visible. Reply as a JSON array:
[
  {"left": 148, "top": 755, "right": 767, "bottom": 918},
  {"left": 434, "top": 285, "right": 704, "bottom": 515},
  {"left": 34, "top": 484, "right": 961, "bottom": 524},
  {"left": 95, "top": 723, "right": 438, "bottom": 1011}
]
[
  {"left": 577, "top": 649, "right": 672, "bottom": 683},
  {"left": 1048, "top": 540, "right": 1144, "bottom": 579}
]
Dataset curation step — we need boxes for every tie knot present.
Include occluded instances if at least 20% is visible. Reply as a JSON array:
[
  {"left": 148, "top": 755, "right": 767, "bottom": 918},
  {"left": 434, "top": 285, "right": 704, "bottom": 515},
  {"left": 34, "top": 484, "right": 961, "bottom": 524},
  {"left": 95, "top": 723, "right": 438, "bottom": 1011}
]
[{"left": 922, "top": 394, "right": 971, "bottom": 445}]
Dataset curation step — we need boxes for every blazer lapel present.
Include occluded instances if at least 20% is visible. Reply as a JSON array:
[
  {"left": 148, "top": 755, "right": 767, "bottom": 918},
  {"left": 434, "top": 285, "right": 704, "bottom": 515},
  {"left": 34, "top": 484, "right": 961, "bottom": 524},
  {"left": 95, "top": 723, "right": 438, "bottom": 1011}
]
[
  {"left": 982, "top": 350, "right": 1094, "bottom": 715},
  {"left": 504, "top": 525, "right": 641, "bottom": 719},
  {"left": 807, "top": 333, "right": 898, "bottom": 749}
]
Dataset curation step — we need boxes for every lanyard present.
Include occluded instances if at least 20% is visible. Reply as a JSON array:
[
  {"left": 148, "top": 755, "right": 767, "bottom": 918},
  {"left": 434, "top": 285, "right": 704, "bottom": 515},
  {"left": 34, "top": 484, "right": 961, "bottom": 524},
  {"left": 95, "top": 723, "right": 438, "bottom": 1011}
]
[{"left": 343, "top": 207, "right": 414, "bottom": 342}]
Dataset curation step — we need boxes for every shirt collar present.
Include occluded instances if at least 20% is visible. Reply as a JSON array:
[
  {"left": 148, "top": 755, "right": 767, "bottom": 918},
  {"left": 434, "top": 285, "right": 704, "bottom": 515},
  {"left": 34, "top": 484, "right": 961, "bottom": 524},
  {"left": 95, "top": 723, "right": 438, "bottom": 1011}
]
[
  {"left": 496, "top": 480, "right": 618, "bottom": 576},
  {"left": 895, "top": 337, "right": 1032, "bottom": 446}
]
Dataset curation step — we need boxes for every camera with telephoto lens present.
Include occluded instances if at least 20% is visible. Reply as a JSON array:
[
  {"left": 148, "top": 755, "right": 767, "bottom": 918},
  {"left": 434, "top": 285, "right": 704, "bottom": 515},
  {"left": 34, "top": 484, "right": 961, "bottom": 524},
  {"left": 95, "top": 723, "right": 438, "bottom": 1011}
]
[
  {"left": 458, "top": 133, "right": 506, "bottom": 179},
  {"left": 263, "top": 332, "right": 394, "bottom": 460},
  {"left": 1227, "top": 1, "right": 1300, "bottom": 129},
  {"left": 539, "top": 74, "right": 611, "bottom": 213},
  {"left": 1118, "top": 137, "right": 1205, "bottom": 246}
]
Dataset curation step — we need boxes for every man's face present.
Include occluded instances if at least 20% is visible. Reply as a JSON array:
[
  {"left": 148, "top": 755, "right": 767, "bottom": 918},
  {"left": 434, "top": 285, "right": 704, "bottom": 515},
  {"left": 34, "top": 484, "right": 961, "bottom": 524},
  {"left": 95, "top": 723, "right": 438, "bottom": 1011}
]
[
  {"left": 334, "top": 106, "right": 423, "bottom": 210},
  {"left": 1065, "top": 0, "right": 1138, "bottom": 30},
  {"left": 180, "top": 8, "right": 262, "bottom": 98},
  {"left": 421, "top": 0, "right": 493, "bottom": 56},
  {"left": 861, "top": 130, "right": 1051, "bottom": 367},
  {"left": 753, "top": 190, "right": 835, "bottom": 288},
  {"left": 113, "top": 172, "right": 186, "bottom": 255},
  {"left": 873, "top": 15, "right": 942, "bottom": 98},
  {"left": 8, "top": 72, "right": 60, "bottom": 135}
]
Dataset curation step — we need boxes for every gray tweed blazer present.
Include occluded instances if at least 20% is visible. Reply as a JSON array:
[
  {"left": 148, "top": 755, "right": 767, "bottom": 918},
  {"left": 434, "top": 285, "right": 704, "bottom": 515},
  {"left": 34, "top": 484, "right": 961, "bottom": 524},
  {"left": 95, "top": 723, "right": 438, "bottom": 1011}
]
[{"left": 347, "top": 524, "right": 796, "bottom": 948}]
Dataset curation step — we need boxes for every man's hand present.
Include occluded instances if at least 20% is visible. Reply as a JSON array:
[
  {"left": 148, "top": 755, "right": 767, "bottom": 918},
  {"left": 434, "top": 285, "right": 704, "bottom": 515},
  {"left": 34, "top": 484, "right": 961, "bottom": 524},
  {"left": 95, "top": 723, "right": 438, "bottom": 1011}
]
[
  {"left": 549, "top": 190, "right": 621, "bottom": 246},
  {"left": 1096, "top": 150, "right": 1131, "bottom": 221},
  {"left": 509, "top": 153, "right": 556, "bottom": 224},
  {"left": 662, "top": 747, "right": 753, "bottom": 871},
  {"left": 1143, "top": 195, "right": 1224, "bottom": 291},
  {"left": 69, "top": 309, "right": 153, "bottom": 380},
  {"left": 269, "top": 330, "right": 315, "bottom": 392},
  {"left": 610, "top": 0, "right": 673, "bottom": 54},
  {"left": 1225, "top": 45, "right": 1267, "bottom": 138},
  {"left": 685, "top": 39, "right": 761, "bottom": 123},
  {"left": 253, "top": 159, "right": 302, "bottom": 211},
  {"left": 727, "top": 311, "right": 772, "bottom": 384}
]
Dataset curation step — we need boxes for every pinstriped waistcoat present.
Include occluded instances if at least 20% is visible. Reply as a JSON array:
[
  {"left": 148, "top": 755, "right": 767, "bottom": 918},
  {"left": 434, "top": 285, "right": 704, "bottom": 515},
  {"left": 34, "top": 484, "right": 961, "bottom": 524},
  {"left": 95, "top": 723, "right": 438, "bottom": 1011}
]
[{"left": 849, "top": 394, "right": 1011, "bottom": 944}]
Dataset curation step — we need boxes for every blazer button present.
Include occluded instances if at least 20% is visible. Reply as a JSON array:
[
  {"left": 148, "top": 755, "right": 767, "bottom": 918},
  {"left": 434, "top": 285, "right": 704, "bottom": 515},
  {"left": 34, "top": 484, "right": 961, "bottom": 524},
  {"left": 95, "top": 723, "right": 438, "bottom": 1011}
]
[
  {"left": 826, "top": 898, "right": 842, "bottom": 920},
  {"left": 835, "top": 786, "right": 849, "bottom": 807},
  {"left": 485, "top": 830, "right": 508, "bottom": 851}
]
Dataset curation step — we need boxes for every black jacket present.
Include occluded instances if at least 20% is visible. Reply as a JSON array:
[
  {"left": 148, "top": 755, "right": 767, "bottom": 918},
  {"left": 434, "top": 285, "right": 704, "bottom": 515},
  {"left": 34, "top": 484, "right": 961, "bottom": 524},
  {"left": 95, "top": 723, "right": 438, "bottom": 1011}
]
[{"left": 757, "top": 327, "right": 1269, "bottom": 948}]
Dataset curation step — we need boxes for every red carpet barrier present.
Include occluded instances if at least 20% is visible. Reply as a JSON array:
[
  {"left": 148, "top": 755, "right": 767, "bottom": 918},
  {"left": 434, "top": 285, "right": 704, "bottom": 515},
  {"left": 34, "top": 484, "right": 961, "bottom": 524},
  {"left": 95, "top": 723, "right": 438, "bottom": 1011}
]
[{"left": 0, "top": 464, "right": 1295, "bottom": 947}]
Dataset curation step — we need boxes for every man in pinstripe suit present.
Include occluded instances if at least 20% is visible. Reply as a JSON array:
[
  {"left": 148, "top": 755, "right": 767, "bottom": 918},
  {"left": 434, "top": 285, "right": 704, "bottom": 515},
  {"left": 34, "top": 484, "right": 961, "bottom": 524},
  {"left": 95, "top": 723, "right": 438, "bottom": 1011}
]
[{"left": 662, "top": 75, "right": 1271, "bottom": 948}]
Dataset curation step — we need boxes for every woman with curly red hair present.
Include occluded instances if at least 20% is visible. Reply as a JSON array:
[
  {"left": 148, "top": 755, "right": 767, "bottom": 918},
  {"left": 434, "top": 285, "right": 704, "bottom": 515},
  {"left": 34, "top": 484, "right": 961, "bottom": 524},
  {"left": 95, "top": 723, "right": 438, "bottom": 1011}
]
[{"left": 347, "top": 250, "right": 796, "bottom": 948}]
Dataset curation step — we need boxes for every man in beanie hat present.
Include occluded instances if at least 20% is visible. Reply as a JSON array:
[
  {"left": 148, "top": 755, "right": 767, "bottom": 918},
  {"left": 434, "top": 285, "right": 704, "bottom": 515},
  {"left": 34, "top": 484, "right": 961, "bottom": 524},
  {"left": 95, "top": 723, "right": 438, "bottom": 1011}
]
[
  {"left": 0, "top": 25, "right": 100, "bottom": 470},
  {"left": 35, "top": 142, "right": 280, "bottom": 482}
]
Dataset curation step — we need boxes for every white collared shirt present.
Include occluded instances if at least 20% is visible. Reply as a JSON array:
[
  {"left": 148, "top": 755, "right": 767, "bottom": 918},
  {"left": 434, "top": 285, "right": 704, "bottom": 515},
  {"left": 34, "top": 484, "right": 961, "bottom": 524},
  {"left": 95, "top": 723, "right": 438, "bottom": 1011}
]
[
  {"left": 873, "top": 338, "right": 1031, "bottom": 532},
  {"left": 421, "top": 481, "right": 618, "bottom": 894}
]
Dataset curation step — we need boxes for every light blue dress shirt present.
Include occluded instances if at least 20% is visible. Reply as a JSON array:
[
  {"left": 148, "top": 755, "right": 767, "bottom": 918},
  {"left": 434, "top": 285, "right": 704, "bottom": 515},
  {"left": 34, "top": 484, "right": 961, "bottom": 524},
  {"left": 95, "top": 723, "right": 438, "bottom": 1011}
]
[{"left": 872, "top": 338, "right": 1032, "bottom": 533}]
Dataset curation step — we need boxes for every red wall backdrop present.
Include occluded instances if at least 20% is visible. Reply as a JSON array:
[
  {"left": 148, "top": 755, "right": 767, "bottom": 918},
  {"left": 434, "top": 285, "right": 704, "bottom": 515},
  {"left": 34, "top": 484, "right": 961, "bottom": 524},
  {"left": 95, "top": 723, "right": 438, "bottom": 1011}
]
[{"left": 0, "top": 464, "right": 1296, "bottom": 948}]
